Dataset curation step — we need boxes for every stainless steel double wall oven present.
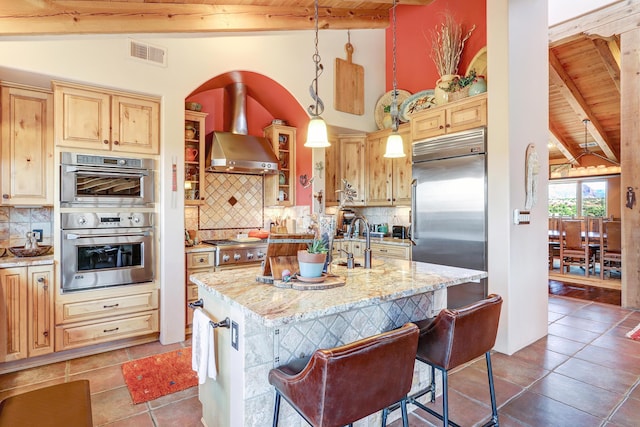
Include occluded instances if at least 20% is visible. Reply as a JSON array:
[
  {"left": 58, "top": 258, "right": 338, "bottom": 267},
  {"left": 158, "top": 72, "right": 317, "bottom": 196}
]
[{"left": 60, "top": 153, "right": 156, "bottom": 292}]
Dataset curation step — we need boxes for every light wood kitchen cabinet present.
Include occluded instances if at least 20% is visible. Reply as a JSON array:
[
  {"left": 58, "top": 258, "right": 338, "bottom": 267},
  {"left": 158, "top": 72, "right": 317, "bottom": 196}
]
[
  {"left": 184, "top": 110, "right": 208, "bottom": 205},
  {"left": 264, "top": 124, "right": 296, "bottom": 206},
  {"left": 54, "top": 286, "right": 159, "bottom": 351},
  {"left": 1, "top": 83, "right": 54, "bottom": 206},
  {"left": 331, "top": 240, "right": 365, "bottom": 260},
  {"left": 411, "top": 93, "right": 487, "bottom": 141},
  {"left": 324, "top": 131, "right": 340, "bottom": 207},
  {"left": 365, "top": 124, "right": 412, "bottom": 206},
  {"left": 338, "top": 134, "right": 366, "bottom": 206},
  {"left": 371, "top": 242, "right": 411, "bottom": 260},
  {"left": 55, "top": 311, "right": 159, "bottom": 351},
  {"left": 185, "top": 248, "right": 216, "bottom": 332},
  {"left": 1, "top": 264, "right": 54, "bottom": 362},
  {"left": 53, "top": 81, "right": 160, "bottom": 154}
]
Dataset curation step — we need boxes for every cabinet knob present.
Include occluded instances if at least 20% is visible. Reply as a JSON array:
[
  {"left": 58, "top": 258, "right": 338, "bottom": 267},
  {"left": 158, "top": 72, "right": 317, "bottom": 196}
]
[
  {"left": 439, "top": 125, "right": 444, "bottom": 129},
  {"left": 2, "top": 194, "right": 8, "bottom": 199},
  {"left": 37, "top": 277, "right": 45, "bottom": 283},
  {"left": 113, "top": 140, "right": 120, "bottom": 145},
  {"left": 445, "top": 124, "right": 451, "bottom": 128},
  {"left": 103, "top": 139, "right": 109, "bottom": 145}
]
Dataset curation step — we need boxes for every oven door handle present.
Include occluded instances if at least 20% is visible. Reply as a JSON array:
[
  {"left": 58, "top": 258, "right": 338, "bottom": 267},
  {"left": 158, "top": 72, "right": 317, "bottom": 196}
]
[
  {"left": 64, "top": 165, "right": 149, "bottom": 177},
  {"left": 65, "top": 231, "right": 151, "bottom": 240}
]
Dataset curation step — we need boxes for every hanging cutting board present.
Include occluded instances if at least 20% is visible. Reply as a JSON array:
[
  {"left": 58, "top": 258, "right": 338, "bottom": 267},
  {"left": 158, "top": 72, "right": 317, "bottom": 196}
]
[{"left": 335, "top": 43, "right": 365, "bottom": 115}]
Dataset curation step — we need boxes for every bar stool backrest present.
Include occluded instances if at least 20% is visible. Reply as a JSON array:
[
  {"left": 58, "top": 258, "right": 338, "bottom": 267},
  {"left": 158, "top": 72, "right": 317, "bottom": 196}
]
[{"left": 418, "top": 294, "right": 503, "bottom": 370}]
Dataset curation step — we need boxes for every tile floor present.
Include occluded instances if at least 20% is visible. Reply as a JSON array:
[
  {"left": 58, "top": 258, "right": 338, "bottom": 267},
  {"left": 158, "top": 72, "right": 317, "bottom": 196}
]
[
  {"left": 390, "top": 295, "right": 640, "bottom": 427},
  {"left": 0, "top": 338, "right": 202, "bottom": 426},
  {"left": 1, "top": 295, "right": 639, "bottom": 426}
]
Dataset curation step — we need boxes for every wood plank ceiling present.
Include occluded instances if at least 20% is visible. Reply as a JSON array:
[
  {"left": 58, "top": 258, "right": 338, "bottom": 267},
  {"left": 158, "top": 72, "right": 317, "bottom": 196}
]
[{"left": 1, "top": 1, "right": 627, "bottom": 171}]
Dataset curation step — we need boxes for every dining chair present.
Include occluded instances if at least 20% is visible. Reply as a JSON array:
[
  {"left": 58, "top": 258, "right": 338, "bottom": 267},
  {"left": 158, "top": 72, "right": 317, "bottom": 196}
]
[
  {"left": 559, "top": 218, "right": 596, "bottom": 276},
  {"left": 268, "top": 322, "right": 419, "bottom": 427},
  {"left": 408, "top": 294, "right": 503, "bottom": 427},
  {"left": 600, "top": 220, "right": 622, "bottom": 279}
]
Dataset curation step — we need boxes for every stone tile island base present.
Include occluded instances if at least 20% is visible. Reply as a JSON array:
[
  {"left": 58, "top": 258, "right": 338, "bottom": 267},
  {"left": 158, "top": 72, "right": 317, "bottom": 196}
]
[{"left": 191, "top": 259, "right": 487, "bottom": 427}]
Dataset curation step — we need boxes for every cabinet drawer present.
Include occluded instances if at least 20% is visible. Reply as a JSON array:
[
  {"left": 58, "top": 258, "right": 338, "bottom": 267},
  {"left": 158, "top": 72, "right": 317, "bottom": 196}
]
[
  {"left": 371, "top": 243, "right": 410, "bottom": 260},
  {"left": 56, "top": 290, "right": 158, "bottom": 324},
  {"left": 55, "top": 311, "right": 158, "bottom": 351},
  {"left": 187, "top": 284, "right": 199, "bottom": 301},
  {"left": 187, "top": 251, "right": 216, "bottom": 268}
]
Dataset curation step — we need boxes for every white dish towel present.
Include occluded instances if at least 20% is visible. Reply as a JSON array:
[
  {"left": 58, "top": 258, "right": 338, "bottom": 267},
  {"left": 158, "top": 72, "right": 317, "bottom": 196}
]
[{"left": 192, "top": 308, "right": 217, "bottom": 383}]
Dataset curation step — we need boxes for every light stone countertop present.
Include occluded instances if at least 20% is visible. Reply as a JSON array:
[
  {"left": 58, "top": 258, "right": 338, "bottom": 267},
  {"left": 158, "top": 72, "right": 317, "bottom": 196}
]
[
  {"left": 191, "top": 258, "right": 486, "bottom": 328},
  {"left": 184, "top": 244, "right": 217, "bottom": 253},
  {"left": 0, "top": 254, "right": 54, "bottom": 268}
]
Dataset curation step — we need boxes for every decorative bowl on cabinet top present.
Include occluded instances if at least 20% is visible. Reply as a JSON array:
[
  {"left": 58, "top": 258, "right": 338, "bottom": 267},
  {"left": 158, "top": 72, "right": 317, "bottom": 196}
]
[{"left": 8, "top": 245, "right": 52, "bottom": 257}]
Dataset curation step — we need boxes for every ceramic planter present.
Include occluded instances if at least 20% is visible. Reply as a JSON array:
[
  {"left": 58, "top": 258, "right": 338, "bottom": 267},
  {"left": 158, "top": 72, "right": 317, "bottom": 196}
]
[{"left": 297, "top": 250, "right": 327, "bottom": 278}]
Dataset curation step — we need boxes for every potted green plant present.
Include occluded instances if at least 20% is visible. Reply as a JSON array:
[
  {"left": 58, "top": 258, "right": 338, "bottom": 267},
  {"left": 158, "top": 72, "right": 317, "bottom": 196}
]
[{"left": 297, "top": 238, "right": 328, "bottom": 278}]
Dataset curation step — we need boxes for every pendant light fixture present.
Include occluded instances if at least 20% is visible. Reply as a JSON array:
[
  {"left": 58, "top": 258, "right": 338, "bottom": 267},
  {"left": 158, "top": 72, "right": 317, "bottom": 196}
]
[
  {"left": 384, "top": 0, "right": 406, "bottom": 158},
  {"left": 305, "top": 0, "right": 330, "bottom": 148}
]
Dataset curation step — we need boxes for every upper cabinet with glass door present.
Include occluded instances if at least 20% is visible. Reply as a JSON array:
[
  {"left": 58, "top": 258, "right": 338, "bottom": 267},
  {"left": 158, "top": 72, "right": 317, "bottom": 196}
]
[
  {"left": 184, "top": 110, "right": 208, "bottom": 206},
  {"left": 264, "top": 124, "right": 296, "bottom": 206}
]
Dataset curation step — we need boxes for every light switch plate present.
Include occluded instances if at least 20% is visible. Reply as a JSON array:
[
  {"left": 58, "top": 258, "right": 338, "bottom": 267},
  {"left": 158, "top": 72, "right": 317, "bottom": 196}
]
[
  {"left": 231, "top": 320, "right": 239, "bottom": 350},
  {"left": 513, "top": 210, "right": 531, "bottom": 225}
]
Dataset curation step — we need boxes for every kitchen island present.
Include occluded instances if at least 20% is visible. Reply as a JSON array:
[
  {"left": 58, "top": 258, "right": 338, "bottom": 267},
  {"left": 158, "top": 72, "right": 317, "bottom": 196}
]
[{"left": 190, "top": 258, "right": 487, "bottom": 427}]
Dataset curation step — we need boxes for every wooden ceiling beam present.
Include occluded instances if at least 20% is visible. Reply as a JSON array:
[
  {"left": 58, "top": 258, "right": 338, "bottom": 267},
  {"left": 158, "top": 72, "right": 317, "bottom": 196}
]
[
  {"left": 549, "top": 122, "right": 581, "bottom": 166},
  {"left": 549, "top": 0, "right": 640, "bottom": 46},
  {"left": 0, "top": 1, "right": 393, "bottom": 35},
  {"left": 549, "top": 50, "right": 618, "bottom": 163},
  {"left": 591, "top": 37, "right": 621, "bottom": 92}
]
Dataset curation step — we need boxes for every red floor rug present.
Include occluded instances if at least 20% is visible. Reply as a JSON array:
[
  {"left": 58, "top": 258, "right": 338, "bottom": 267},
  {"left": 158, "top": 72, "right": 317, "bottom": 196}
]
[
  {"left": 626, "top": 323, "right": 640, "bottom": 341},
  {"left": 121, "top": 347, "right": 198, "bottom": 404}
]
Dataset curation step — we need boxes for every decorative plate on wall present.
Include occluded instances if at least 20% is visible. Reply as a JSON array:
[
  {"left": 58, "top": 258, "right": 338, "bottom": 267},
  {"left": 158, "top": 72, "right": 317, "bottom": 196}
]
[
  {"left": 399, "top": 89, "right": 436, "bottom": 122},
  {"left": 466, "top": 46, "right": 487, "bottom": 79},
  {"left": 374, "top": 89, "right": 412, "bottom": 129}
]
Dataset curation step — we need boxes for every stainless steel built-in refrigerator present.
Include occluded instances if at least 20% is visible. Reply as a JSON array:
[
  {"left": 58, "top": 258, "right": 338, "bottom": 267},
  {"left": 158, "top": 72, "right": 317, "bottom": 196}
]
[{"left": 411, "top": 127, "right": 487, "bottom": 309}]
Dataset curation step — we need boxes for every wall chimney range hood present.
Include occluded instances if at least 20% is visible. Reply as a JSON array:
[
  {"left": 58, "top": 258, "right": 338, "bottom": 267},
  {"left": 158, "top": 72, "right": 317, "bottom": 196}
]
[{"left": 205, "top": 83, "right": 279, "bottom": 175}]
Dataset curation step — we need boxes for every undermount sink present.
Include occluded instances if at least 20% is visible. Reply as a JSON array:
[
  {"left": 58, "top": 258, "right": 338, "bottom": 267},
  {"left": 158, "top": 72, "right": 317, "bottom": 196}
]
[{"left": 8, "top": 245, "right": 52, "bottom": 257}]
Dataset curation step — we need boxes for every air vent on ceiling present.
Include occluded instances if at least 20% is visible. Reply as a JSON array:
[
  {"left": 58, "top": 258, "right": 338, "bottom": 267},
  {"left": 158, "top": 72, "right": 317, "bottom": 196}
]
[
  {"left": 578, "top": 141, "right": 598, "bottom": 148},
  {"left": 128, "top": 39, "right": 167, "bottom": 67}
]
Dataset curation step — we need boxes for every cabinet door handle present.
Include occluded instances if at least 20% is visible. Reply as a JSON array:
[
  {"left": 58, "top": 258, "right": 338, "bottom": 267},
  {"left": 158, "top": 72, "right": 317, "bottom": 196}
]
[
  {"left": 439, "top": 125, "right": 444, "bottom": 129},
  {"left": 445, "top": 124, "right": 451, "bottom": 128},
  {"left": 2, "top": 194, "right": 9, "bottom": 199},
  {"left": 37, "top": 277, "right": 45, "bottom": 283},
  {"left": 113, "top": 140, "right": 119, "bottom": 145},
  {"left": 103, "top": 139, "right": 109, "bottom": 145},
  {"left": 43, "top": 331, "right": 49, "bottom": 337},
  {"left": 379, "top": 249, "right": 388, "bottom": 252},
  {"left": 103, "top": 327, "right": 120, "bottom": 333},
  {"left": 103, "top": 303, "right": 120, "bottom": 309}
]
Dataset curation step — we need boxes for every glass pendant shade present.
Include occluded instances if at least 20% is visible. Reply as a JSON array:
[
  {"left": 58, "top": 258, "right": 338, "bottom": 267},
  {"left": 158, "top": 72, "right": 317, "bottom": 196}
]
[
  {"left": 305, "top": 116, "right": 330, "bottom": 147},
  {"left": 384, "top": 131, "right": 405, "bottom": 158}
]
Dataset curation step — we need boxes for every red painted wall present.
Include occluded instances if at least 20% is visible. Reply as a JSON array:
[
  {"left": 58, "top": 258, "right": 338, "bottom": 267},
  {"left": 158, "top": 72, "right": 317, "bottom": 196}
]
[
  {"left": 186, "top": 71, "right": 313, "bottom": 206},
  {"left": 389, "top": 1, "right": 487, "bottom": 94},
  {"left": 185, "top": 0, "right": 487, "bottom": 208}
]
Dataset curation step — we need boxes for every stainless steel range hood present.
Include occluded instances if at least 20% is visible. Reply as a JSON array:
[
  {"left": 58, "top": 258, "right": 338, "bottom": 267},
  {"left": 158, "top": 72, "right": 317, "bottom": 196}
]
[{"left": 205, "top": 83, "right": 279, "bottom": 175}]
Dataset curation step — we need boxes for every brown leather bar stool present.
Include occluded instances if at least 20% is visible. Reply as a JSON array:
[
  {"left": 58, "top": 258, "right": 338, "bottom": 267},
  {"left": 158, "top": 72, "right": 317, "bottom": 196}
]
[
  {"left": 410, "top": 294, "right": 503, "bottom": 427},
  {"left": 0, "top": 380, "right": 93, "bottom": 427},
  {"left": 268, "top": 322, "right": 419, "bottom": 427}
]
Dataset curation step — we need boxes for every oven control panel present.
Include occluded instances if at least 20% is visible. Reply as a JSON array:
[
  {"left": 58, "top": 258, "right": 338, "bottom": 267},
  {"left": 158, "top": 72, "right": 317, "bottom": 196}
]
[{"left": 61, "top": 212, "right": 154, "bottom": 229}]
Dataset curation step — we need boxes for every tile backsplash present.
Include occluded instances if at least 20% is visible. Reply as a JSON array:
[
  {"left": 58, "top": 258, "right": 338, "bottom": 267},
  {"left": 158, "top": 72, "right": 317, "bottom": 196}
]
[
  {"left": 183, "top": 171, "right": 410, "bottom": 242},
  {"left": 0, "top": 206, "right": 54, "bottom": 249}
]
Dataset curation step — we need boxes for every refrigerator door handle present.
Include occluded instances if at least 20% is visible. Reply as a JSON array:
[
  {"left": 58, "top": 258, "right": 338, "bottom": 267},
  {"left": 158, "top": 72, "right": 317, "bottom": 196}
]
[{"left": 411, "top": 178, "right": 418, "bottom": 242}]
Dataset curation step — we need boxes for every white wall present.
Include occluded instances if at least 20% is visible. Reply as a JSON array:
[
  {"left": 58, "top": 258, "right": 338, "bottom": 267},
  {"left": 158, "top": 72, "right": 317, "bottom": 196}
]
[
  {"left": 0, "top": 30, "right": 385, "bottom": 343},
  {"left": 488, "top": 0, "right": 549, "bottom": 354}
]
